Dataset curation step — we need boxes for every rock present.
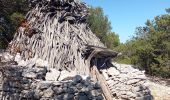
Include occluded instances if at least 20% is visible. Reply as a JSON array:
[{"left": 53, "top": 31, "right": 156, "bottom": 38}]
[
  {"left": 67, "top": 88, "right": 75, "bottom": 94},
  {"left": 101, "top": 70, "right": 109, "bottom": 80},
  {"left": 38, "top": 82, "right": 51, "bottom": 90},
  {"left": 81, "top": 75, "right": 90, "bottom": 80},
  {"left": 21, "top": 90, "right": 34, "bottom": 98},
  {"left": 25, "top": 58, "right": 36, "bottom": 68},
  {"left": 42, "top": 87, "right": 54, "bottom": 98},
  {"left": 63, "top": 94, "right": 74, "bottom": 100},
  {"left": 1, "top": 52, "right": 14, "bottom": 62},
  {"left": 95, "top": 95, "right": 103, "bottom": 100},
  {"left": 36, "top": 58, "right": 48, "bottom": 67},
  {"left": 73, "top": 75, "right": 82, "bottom": 83},
  {"left": 81, "top": 87, "right": 90, "bottom": 94},
  {"left": 33, "top": 90, "right": 41, "bottom": 99},
  {"left": 45, "top": 68, "right": 60, "bottom": 81},
  {"left": 133, "top": 86, "right": 144, "bottom": 92},
  {"left": 121, "top": 94, "right": 130, "bottom": 100},
  {"left": 107, "top": 67, "right": 120, "bottom": 76},
  {"left": 58, "top": 70, "right": 76, "bottom": 81},
  {"left": 127, "top": 79, "right": 141, "bottom": 85},
  {"left": 18, "top": 60, "right": 27, "bottom": 66},
  {"left": 76, "top": 83, "right": 84, "bottom": 90},
  {"left": 14, "top": 53, "right": 21, "bottom": 62},
  {"left": 77, "top": 93, "right": 89, "bottom": 100},
  {"left": 53, "top": 87, "right": 65, "bottom": 95},
  {"left": 91, "top": 90, "right": 100, "bottom": 96},
  {"left": 126, "top": 91, "right": 136, "bottom": 98},
  {"left": 136, "top": 95, "right": 152, "bottom": 100},
  {"left": 54, "top": 94, "right": 64, "bottom": 100},
  {"left": 22, "top": 72, "right": 37, "bottom": 78},
  {"left": 93, "top": 82, "right": 101, "bottom": 89}
]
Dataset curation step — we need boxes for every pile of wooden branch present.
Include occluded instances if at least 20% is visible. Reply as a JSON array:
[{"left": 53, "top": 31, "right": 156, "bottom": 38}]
[
  {"left": 8, "top": 0, "right": 118, "bottom": 75},
  {"left": 28, "top": 0, "right": 89, "bottom": 23}
]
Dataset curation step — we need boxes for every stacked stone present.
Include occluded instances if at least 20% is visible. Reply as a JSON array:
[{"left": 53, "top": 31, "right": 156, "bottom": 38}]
[
  {"left": 0, "top": 65, "right": 47, "bottom": 100},
  {"left": 102, "top": 63, "right": 152, "bottom": 100},
  {"left": 0, "top": 65, "right": 103, "bottom": 100},
  {"left": 0, "top": 70, "right": 3, "bottom": 98},
  {"left": 33, "top": 75, "right": 103, "bottom": 100}
]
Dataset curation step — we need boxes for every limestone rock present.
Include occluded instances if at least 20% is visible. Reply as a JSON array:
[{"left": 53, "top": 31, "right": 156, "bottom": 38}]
[
  {"left": 45, "top": 68, "right": 60, "bottom": 81},
  {"left": 107, "top": 67, "right": 120, "bottom": 76},
  {"left": 22, "top": 72, "right": 37, "bottom": 79},
  {"left": 42, "top": 87, "right": 54, "bottom": 98},
  {"left": 35, "top": 58, "right": 48, "bottom": 68}
]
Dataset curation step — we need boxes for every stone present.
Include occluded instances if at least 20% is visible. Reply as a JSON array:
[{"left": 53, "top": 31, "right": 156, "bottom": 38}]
[
  {"left": 91, "top": 90, "right": 100, "bottom": 96},
  {"left": 127, "top": 79, "right": 141, "bottom": 85},
  {"left": 95, "top": 95, "right": 103, "bottom": 100},
  {"left": 14, "top": 53, "right": 21, "bottom": 62},
  {"left": 18, "top": 60, "right": 27, "bottom": 66},
  {"left": 38, "top": 82, "right": 51, "bottom": 90},
  {"left": 107, "top": 67, "right": 120, "bottom": 76},
  {"left": 22, "top": 72, "right": 37, "bottom": 78},
  {"left": 54, "top": 94, "right": 64, "bottom": 100},
  {"left": 87, "top": 85, "right": 94, "bottom": 91},
  {"left": 118, "top": 91, "right": 127, "bottom": 95},
  {"left": 121, "top": 94, "right": 130, "bottom": 100},
  {"left": 33, "top": 90, "right": 41, "bottom": 99},
  {"left": 11, "top": 93, "right": 20, "bottom": 100},
  {"left": 136, "top": 95, "right": 152, "bottom": 100},
  {"left": 67, "top": 88, "right": 75, "bottom": 94},
  {"left": 42, "top": 87, "right": 54, "bottom": 98},
  {"left": 93, "top": 82, "right": 101, "bottom": 89},
  {"left": 21, "top": 90, "right": 34, "bottom": 99},
  {"left": 45, "top": 68, "right": 60, "bottom": 81},
  {"left": 82, "top": 79, "right": 91, "bottom": 87},
  {"left": 133, "top": 86, "right": 144, "bottom": 92},
  {"left": 1, "top": 52, "right": 14, "bottom": 62},
  {"left": 73, "top": 75, "right": 82, "bottom": 83},
  {"left": 101, "top": 70, "right": 109, "bottom": 80},
  {"left": 53, "top": 87, "right": 65, "bottom": 95},
  {"left": 76, "top": 83, "right": 84, "bottom": 90},
  {"left": 58, "top": 70, "right": 76, "bottom": 81},
  {"left": 77, "top": 93, "right": 89, "bottom": 100},
  {"left": 36, "top": 58, "right": 48, "bottom": 68},
  {"left": 63, "top": 94, "right": 74, "bottom": 100},
  {"left": 126, "top": 91, "right": 136, "bottom": 98}
]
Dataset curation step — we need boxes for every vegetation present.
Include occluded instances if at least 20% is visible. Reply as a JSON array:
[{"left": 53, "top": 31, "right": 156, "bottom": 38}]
[
  {"left": 115, "top": 9, "right": 170, "bottom": 78},
  {"left": 87, "top": 7, "right": 120, "bottom": 48},
  {"left": 0, "top": 0, "right": 29, "bottom": 48}
]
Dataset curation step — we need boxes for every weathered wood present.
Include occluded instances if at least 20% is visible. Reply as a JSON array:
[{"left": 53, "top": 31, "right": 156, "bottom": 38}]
[{"left": 91, "top": 65, "right": 113, "bottom": 100}]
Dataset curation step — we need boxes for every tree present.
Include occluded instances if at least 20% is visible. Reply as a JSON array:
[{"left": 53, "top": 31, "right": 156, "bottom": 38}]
[
  {"left": 105, "top": 32, "right": 120, "bottom": 49},
  {"left": 0, "top": 0, "right": 29, "bottom": 48},
  {"left": 87, "top": 7, "right": 120, "bottom": 49},
  {"left": 116, "top": 9, "right": 170, "bottom": 78}
]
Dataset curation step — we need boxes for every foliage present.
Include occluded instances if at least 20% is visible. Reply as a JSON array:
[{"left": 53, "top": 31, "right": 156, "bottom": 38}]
[
  {"left": 115, "top": 10, "right": 170, "bottom": 78},
  {"left": 87, "top": 7, "right": 120, "bottom": 48},
  {"left": 0, "top": 0, "right": 29, "bottom": 48}
]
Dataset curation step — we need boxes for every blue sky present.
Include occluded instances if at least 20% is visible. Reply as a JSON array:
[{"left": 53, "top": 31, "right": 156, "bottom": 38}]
[{"left": 83, "top": 0, "right": 170, "bottom": 43}]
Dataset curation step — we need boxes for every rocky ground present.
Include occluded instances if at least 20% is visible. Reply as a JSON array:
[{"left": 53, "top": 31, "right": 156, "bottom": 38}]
[
  {"left": 144, "top": 77, "right": 170, "bottom": 100},
  {"left": 111, "top": 63, "right": 170, "bottom": 100}
]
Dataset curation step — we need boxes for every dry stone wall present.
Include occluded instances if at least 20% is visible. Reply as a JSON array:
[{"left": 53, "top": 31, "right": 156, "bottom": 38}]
[
  {"left": 102, "top": 63, "right": 153, "bottom": 100},
  {"left": 0, "top": 64, "right": 103, "bottom": 100}
]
